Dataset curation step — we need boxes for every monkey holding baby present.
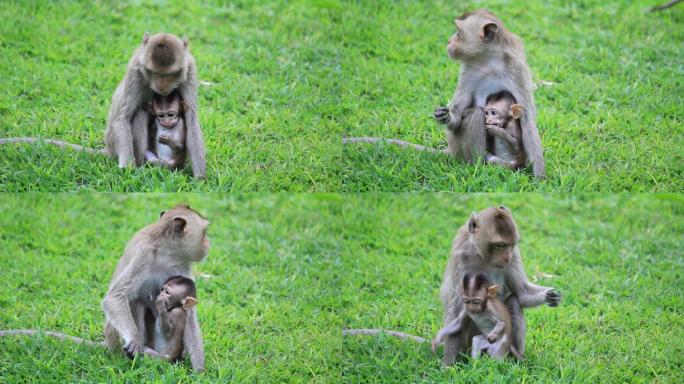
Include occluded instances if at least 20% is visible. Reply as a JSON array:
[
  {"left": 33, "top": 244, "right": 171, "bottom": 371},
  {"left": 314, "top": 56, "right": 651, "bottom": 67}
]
[
  {"left": 437, "top": 206, "right": 560, "bottom": 365},
  {"left": 0, "top": 204, "right": 210, "bottom": 371},
  {"left": 0, "top": 32, "right": 206, "bottom": 179},
  {"left": 432, "top": 272, "right": 522, "bottom": 361},
  {"left": 145, "top": 91, "right": 187, "bottom": 170}
]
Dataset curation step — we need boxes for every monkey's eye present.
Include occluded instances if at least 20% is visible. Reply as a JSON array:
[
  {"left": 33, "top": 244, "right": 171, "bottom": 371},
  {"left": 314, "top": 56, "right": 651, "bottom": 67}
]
[
  {"left": 157, "top": 114, "right": 164, "bottom": 119},
  {"left": 495, "top": 243, "right": 508, "bottom": 249},
  {"left": 471, "top": 300, "right": 481, "bottom": 305}
]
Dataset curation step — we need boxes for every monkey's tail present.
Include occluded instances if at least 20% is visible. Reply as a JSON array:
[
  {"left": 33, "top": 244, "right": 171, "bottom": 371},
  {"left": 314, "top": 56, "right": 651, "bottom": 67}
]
[
  {"left": 0, "top": 329, "right": 105, "bottom": 347},
  {"left": 0, "top": 329, "right": 165, "bottom": 358},
  {"left": 0, "top": 137, "right": 108, "bottom": 155},
  {"left": 342, "top": 328, "right": 428, "bottom": 343},
  {"left": 342, "top": 137, "right": 444, "bottom": 154},
  {"left": 510, "top": 345, "right": 525, "bottom": 361}
]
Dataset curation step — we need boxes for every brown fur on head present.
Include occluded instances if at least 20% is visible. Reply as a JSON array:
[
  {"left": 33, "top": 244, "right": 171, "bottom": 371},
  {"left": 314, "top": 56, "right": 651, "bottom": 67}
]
[
  {"left": 141, "top": 33, "right": 189, "bottom": 96},
  {"left": 147, "top": 91, "right": 183, "bottom": 128},
  {"left": 468, "top": 206, "right": 519, "bottom": 268},
  {"left": 156, "top": 204, "right": 210, "bottom": 261},
  {"left": 485, "top": 91, "right": 523, "bottom": 127},
  {"left": 159, "top": 275, "right": 198, "bottom": 310},
  {"left": 447, "top": 9, "right": 509, "bottom": 61},
  {"left": 462, "top": 272, "right": 497, "bottom": 314}
]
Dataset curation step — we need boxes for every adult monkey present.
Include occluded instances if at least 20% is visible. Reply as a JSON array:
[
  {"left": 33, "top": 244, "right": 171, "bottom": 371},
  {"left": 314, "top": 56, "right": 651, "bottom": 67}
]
[
  {"left": 434, "top": 9, "right": 546, "bottom": 178},
  {"left": 439, "top": 206, "right": 560, "bottom": 365},
  {"left": 105, "top": 32, "right": 206, "bottom": 179},
  {"left": 102, "top": 204, "right": 210, "bottom": 371}
]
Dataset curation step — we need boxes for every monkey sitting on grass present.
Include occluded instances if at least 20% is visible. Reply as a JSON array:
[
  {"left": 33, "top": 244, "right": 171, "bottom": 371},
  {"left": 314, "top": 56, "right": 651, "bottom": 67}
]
[
  {"left": 432, "top": 272, "right": 523, "bottom": 360},
  {"left": 147, "top": 275, "right": 199, "bottom": 362}
]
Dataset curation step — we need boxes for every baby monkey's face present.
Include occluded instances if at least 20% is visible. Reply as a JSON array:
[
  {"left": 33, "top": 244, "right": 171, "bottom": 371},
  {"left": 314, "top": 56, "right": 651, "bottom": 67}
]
[
  {"left": 484, "top": 99, "right": 512, "bottom": 127},
  {"left": 157, "top": 283, "right": 187, "bottom": 310}
]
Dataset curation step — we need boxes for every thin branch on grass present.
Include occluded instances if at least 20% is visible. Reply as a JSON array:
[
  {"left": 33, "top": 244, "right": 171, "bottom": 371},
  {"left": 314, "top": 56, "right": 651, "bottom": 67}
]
[
  {"left": 0, "top": 329, "right": 164, "bottom": 358},
  {"left": 342, "top": 328, "right": 428, "bottom": 343},
  {"left": 650, "top": 0, "right": 683, "bottom": 11},
  {"left": 342, "top": 137, "right": 443, "bottom": 154}
]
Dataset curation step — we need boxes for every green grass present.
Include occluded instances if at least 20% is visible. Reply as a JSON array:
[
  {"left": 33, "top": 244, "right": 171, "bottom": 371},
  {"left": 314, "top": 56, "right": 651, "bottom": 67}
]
[
  {"left": 0, "top": 194, "right": 344, "bottom": 382},
  {"left": 339, "top": 194, "right": 684, "bottom": 382},
  {"left": 340, "top": 0, "right": 684, "bottom": 191},
  {"left": 0, "top": 1, "right": 343, "bottom": 192}
]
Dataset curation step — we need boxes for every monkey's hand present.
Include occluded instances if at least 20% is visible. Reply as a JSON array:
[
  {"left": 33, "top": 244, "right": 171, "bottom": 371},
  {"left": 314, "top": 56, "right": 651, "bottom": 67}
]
[
  {"left": 545, "top": 289, "right": 561, "bottom": 307},
  {"left": 158, "top": 134, "right": 172, "bottom": 146},
  {"left": 485, "top": 125, "right": 505, "bottom": 136},
  {"left": 123, "top": 339, "right": 143, "bottom": 358},
  {"left": 486, "top": 331, "right": 499, "bottom": 343},
  {"left": 434, "top": 106, "right": 452, "bottom": 124}
]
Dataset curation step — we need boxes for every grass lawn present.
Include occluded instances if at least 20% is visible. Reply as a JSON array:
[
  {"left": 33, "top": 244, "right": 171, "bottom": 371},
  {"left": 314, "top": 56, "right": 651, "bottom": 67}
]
[
  {"left": 0, "top": 2, "right": 343, "bottom": 192},
  {"left": 340, "top": 0, "right": 684, "bottom": 191},
  {"left": 339, "top": 194, "right": 684, "bottom": 382},
  {"left": 0, "top": 194, "right": 343, "bottom": 382}
]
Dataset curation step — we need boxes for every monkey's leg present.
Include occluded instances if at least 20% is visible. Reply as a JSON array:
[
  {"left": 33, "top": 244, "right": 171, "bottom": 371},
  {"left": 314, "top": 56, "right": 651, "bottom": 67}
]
[
  {"left": 486, "top": 154, "right": 518, "bottom": 170},
  {"left": 471, "top": 335, "right": 488, "bottom": 359},
  {"left": 131, "top": 109, "right": 149, "bottom": 167},
  {"left": 487, "top": 337, "right": 510, "bottom": 360},
  {"left": 104, "top": 321, "right": 122, "bottom": 351},
  {"left": 102, "top": 294, "right": 142, "bottom": 356},
  {"left": 506, "top": 296, "right": 526, "bottom": 357},
  {"left": 459, "top": 107, "right": 486, "bottom": 163},
  {"left": 182, "top": 307, "right": 205, "bottom": 372}
]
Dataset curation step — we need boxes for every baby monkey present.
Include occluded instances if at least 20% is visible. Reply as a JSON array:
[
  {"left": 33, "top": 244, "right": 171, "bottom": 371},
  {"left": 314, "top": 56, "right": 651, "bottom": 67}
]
[
  {"left": 433, "top": 272, "right": 522, "bottom": 360},
  {"left": 483, "top": 91, "right": 525, "bottom": 170},
  {"left": 145, "top": 91, "right": 187, "bottom": 170},
  {"left": 151, "top": 275, "right": 198, "bottom": 362}
]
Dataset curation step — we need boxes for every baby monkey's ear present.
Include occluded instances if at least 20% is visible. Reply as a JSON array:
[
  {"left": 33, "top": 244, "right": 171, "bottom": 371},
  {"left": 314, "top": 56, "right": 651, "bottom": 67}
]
[
  {"left": 182, "top": 296, "right": 198, "bottom": 309},
  {"left": 487, "top": 284, "right": 500, "bottom": 298},
  {"left": 510, "top": 104, "right": 523, "bottom": 119}
]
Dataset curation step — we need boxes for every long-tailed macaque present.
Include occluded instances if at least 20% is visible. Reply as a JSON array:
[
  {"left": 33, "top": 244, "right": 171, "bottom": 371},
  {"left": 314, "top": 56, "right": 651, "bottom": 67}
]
[
  {"left": 102, "top": 204, "right": 210, "bottom": 371},
  {"left": 484, "top": 91, "right": 525, "bottom": 170},
  {"left": 104, "top": 32, "right": 206, "bottom": 179},
  {"left": 149, "top": 275, "right": 198, "bottom": 362},
  {"left": 439, "top": 206, "right": 560, "bottom": 365},
  {"left": 433, "top": 272, "right": 522, "bottom": 360},
  {"left": 145, "top": 91, "right": 187, "bottom": 170},
  {"left": 434, "top": 9, "right": 546, "bottom": 178}
]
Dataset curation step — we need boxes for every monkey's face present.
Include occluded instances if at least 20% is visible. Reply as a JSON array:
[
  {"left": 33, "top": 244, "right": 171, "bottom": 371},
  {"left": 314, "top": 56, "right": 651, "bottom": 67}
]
[
  {"left": 142, "top": 34, "right": 189, "bottom": 96},
  {"left": 469, "top": 206, "right": 519, "bottom": 267},
  {"left": 147, "top": 69, "right": 186, "bottom": 97},
  {"left": 158, "top": 283, "right": 186, "bottom": 309},
  {"left": 161, "top": 205, "right": 211, "bottom": 261},
  {"left": 154, "top": 102, "right": 181, "bottom": 128},
  {"left": 484, "top": 100, "right": 510, "bottom": 127},
  {"left": 448, "top": 16, "right": 499, "bottom": 61},
  {"left": 463, "top": 295, "right": 486, "bottom": 314}
]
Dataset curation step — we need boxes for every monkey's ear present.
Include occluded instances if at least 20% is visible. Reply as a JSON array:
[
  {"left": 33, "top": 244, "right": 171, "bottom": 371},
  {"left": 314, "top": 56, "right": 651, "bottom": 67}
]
[
  {"left": 143, "top": 32, "right": 150, "bottom": 45},
  {"left": 173, "top": 217, "right": 187, "bottom": 234},
  {"left": 468, "top": 213, "right": 478, "bottom": 233},
  {"left": 487, "top": 285, "right": 499, "bottom": 298},
  {"left": 482, "top": 23, "right": 498, "bottom": 42},
  {"left": 510, "top": 104, "right": 523, "bottom": 119},
  {"left": 159, "top": 210, "right": 166, "bottom": 218},
  {"left": 182, "top": 35, "right": 189, "bottom": 48},
  {"left": 182, "top": 296, "right": 198, "bottom": 309}
]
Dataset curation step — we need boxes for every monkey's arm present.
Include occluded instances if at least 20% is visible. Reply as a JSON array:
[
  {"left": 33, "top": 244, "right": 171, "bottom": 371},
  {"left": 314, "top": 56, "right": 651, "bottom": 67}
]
[
  {"left": 155, "top": 301, "right": 174, "bottom": 337},
  {"left": 109, "top": 73, "right": 145, "bottom": 168},
  {"left": 432, "top": 309, "right": 466, "bottom": 353},
  {"left": 102, "top": 264, "right": 149, "bottom": 356},
  {"left": 506, "top": 255, "right": 560, "bottom": 308},
  {"left": 160, "top": 309, "right": 186, "bottom": 361},
  {"left": 485, "top": 126, "right": 520, "bottom": 151},
  {"left": 182, "top": 307, "right": 205, "bottom": 371},
  {"left": 179, "top": 58, "right": 206, "bottom": 179},
  {"left": 487, "top": 318, "right": 506, "bottom": 342},
  {"left": 159, "top": 135, "right": 184, "bottom": 153}
]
